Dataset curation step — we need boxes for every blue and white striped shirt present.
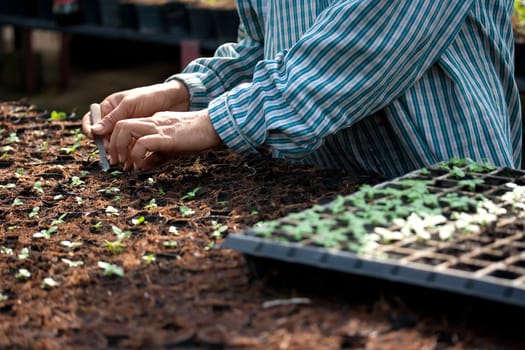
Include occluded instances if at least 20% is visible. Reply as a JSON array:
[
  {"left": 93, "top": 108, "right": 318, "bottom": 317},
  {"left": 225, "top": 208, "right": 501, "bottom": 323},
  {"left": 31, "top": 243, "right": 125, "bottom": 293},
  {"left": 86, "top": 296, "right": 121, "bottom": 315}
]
[{"left": 169, "top": 0, "right": 522, "bottom": 179}]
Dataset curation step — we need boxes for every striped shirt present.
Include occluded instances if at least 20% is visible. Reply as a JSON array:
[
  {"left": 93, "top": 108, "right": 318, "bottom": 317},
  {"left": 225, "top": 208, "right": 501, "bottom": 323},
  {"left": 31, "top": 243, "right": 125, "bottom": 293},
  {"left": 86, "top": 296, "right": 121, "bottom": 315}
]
[{"left": 169, "top": 0, "right": 522, "bottom": 179}]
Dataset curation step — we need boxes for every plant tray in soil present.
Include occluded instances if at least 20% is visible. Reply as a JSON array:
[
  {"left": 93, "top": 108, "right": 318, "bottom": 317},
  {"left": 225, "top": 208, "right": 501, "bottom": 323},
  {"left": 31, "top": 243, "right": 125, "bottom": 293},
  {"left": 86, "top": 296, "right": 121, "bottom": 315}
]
[{"left": 223, "top": 158, "right": 525, "bottom": 308}]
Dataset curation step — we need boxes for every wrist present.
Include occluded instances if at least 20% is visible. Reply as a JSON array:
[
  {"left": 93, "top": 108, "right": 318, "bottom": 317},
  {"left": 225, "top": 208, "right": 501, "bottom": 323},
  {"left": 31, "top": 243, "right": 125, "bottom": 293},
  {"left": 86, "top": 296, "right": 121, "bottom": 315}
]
[{"left": 165, "top": 80, "right": 190, "bottom": 111}]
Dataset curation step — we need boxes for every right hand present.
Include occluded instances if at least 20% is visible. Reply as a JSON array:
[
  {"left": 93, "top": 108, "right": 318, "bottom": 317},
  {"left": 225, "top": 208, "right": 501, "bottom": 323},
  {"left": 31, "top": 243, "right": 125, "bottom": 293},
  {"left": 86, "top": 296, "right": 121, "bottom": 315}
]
[{"left": 81, "top": 79, "right": 190, "bottom": 139}]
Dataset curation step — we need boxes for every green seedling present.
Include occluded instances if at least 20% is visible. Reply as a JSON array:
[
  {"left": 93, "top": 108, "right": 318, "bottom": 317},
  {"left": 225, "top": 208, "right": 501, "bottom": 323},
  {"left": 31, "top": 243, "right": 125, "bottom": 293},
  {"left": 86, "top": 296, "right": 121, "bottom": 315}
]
[
  {"left": 11, "top": 198, "right": 23, "bottom": 206},
  {"left": 449, "top": 166, "right": 466, "bottom": 179},
  {"left": 168, "top": 226, "right": 179, "bottom": 235},
  {"left": 181, "top": 187, "right": 200, "bottom": 200},
  {"left": 458, "top": 178, "right": 484, "bottom": 191},
  {"left": 105, "top": 240, "right": 126, "bottom": 255},
  {"left": 144, "top": 199, "right": 158, "bottom": 210},
  {"left": 1, "top": 246, "right": 13, "bottom": 255},
  {"left": 163, "top": 240, "right": 178, "bottom": 248},
  {"left": 16, "top": 268, "right": 31, "bottom": 280},
  {"left": 105, "top": 205, "right": 119, "bottom": 216},
  {"left": 61, "top": 258, "right": 84, "bottom": 268},
  {"left": 0, "top": 183, "right": 15, "bottom": 189},
  {"left": 60, "top": 143, "right": 81, "bottom": 155},
  {"left": 18, "top": 247, "right": 29, "bottom": 260},
  {"left": 6, "top": 133, "right": 19, "bottom": 144},
  {"left": 70, "top": 176, "right": 85, "bottom": 187},
  {"left": 98, "top": 261, "right": 124, "bottom": 277},
  {"left": 50, "top": 110, "right": 67, "bottom": 120},
  {"left": 179, "top": 205, "right": 195, "bottom": 217},
  {"left": 142, "top": 253, "right": 156, "bottom": 264},
  {"left": 91, "top": 221, "right": 103, "bottom": 230},
  {"left": 0, "top": 293, "right": 7, "bottom": 301},
  {"left": 211, "top": 221, "right": 228, "bottom": 239},
  {"left": 33, "top": 181, "right": 44, "bottom": 194},
  {"left": 40, "top": 141, "right": 49, "bottom": 151},
  {"left": 132, "top": 216, "right": 146, "bottom": 226},
  {"left": 111, "top": 170, "right": 123, "bottom": 177},
  {"left": 112, "top": 225, "right": 132, "bottom": 241},
  {"left": 28, "top": 206, "right": 40, "bottom": 219},
  {"left": 14, "top": 168, "right": 24, "bottom": 177},
  {"left": 51, "top": 213, "right": 67, "bottom": 226},
  {"left": 41, "top": 277, "right": 59, "bottom": 289},
  {"left": 33, "top": 226, "right": 58, "bottom": 239},
  {"left": 60, "top": 240, "right": 83, "bottom": 251}
]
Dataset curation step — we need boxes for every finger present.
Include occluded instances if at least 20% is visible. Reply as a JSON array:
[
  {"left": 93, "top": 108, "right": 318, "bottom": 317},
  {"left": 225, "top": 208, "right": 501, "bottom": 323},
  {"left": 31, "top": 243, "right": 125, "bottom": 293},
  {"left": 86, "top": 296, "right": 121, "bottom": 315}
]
[
  {"left": 109, "top": 120, "right": 158, "bottom": 165},
  {"left": 91, "top": 96, "right": 131, "bottom": 136},
  {"left": 81, "top": 112, "right": 94, "bottom": 139},
  {"left": 130, "top": 134, "right": 171, "bottom": 170},
  {"left": 123, "top": 138, "right": 137, "bottom": 171},
  {"left": 142, "top": 152, "right": 169, "bottom": 171}
]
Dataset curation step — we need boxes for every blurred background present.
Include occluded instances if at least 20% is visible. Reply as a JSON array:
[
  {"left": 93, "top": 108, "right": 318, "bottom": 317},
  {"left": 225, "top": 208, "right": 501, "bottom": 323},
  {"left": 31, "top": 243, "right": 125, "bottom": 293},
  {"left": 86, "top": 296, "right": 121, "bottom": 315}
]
[{"left": 0, "top": 0, "right": 237, "bottom": 115}]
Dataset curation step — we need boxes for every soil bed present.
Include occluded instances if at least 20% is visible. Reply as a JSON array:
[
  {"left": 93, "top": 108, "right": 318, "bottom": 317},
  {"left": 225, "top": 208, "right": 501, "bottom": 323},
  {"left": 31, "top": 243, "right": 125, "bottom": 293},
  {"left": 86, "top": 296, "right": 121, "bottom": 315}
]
[{"left": 1, "top": 100, "right": 525, "bottom": 349}]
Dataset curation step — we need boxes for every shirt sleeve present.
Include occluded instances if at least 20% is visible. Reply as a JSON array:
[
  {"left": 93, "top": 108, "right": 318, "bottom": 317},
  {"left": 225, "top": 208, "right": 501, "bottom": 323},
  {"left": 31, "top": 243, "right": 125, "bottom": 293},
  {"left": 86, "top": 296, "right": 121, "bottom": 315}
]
[
  {"left": 209, "top": 0, "right": 476, "bottom": 157},
  {"left": 166, "top": 2, "right": 265, "bottom": 111}
]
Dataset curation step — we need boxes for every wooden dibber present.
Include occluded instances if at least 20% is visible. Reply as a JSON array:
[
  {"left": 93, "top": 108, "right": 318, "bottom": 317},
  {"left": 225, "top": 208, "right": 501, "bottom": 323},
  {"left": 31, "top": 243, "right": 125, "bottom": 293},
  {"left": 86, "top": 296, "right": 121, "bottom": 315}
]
[{"left": 89, "top": 103, "right": 110, "bottom": 172}]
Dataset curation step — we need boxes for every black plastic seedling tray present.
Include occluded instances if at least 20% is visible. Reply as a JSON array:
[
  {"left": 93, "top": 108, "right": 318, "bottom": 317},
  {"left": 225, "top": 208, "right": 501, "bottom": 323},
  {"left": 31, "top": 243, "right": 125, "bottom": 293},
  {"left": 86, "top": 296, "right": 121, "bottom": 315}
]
[{"left": 223, "top": 159, "right": 525, "bottom": 307}]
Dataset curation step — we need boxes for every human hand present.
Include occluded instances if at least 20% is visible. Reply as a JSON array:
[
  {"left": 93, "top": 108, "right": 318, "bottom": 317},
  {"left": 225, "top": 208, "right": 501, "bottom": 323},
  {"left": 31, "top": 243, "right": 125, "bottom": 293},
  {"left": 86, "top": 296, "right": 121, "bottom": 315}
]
[
  {"left": 107, "top": 109, "right": 222, "bottom": 171},
  {"left": 81, "top": 80, "right": 190, "bottom": 139}
]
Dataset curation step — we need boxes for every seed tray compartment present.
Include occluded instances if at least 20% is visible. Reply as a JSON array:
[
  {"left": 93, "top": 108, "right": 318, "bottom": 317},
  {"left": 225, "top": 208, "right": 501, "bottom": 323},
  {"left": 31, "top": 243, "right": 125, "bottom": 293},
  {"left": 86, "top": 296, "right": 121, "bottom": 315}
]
[{"left": 223, "top": 159, "right": 525, "bottom": 307}]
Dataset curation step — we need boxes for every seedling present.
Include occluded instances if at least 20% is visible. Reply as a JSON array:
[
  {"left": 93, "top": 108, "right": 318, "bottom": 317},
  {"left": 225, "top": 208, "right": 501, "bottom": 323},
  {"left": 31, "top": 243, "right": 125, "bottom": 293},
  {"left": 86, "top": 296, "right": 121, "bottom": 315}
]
[
  {"left": 70, "top": 176, "right": 85, "bottom": 187},
  {"left": 75, "top": 196, "right": 84, "bottom": 205},
  {"left": 105, "top": 205, "right": 120, "bottom": 216},
  {"left": 14, "top": 168, "right": 24, "bottom": 177},
  {"left": 163, "top": 241, "right": 178, "bottom": 248},
  {"left": 60, "top": 240, "right": 83, "bottom": 251},
  {"left": 142, "top": 253, "right": 156, "bottom": 264},
  {"left": 33, "top": 181, "right": 44, "bottom": 193},
  {"left": 105, "top": 240, "right": 126, "bottom": 255},
  {"left": 179, "top": 205, "right": 195, "bottom": 217},
  {"left": 168, "top": 226, "right": 179, "bottom": 235},
  {"left": 53, "top": 194, "right": 64, "bottom": 201},
  {"left": 33, "top": 226, "right": 57, "bottom": 239},
  {"left": 11, "top": 198, "right": 23, "bottom": 206},
  {"left": 50, "top": 110, "right": 67, "bottom": 120},
  {"left": 144, "top": 199, "right": 158, "bottom": 210},
  {"left": 28, "top": 206, "right": 40, "bottom": 219},
  {"left": 60, "top": 143, "right": 81, "bottom": 155},
  {"left": 41, "top": 277, "right": 59, "bottom": 289},
  {"left": 112, "top": 225, "right": 132, "bottom": 240},
  {"left": 211, "top": 221, "right": 228, "bottom": 239},
  {"left": 61, "top": 258, "right": 84, "bottom": 268},
  {"left": 0, "top": 183, "right": 15, "bottom": 189},
  {"left": 98, "top": 261, "right": 124, "bottom": 277},
  {"left": 40, "top": 141, "right": 49, "bottom": 151},
  {"left": 458, "top": 178, "right": 484, "bottom": 191},
  {"left": 90, "top": 221, "right": 103, "bottom": 230},
  {"left": 1, "top": 246, "right": 13, "bottom": 255},
  {"left": 181, "top": 187, "right": 200, "bottom": 200},
  {"left": 51, "top": 213, "right": 68, "bottom": 226},
  {"left": 16, "top": 268, "right": 31, "bottom": 280},
  {"left": 0, "top": 293, "right": 7, "bottom": 301},
  {"left": 6, "top": 133, "right": 19, "bottom": 144},
  {"left": 18, "top": 247, "right": 29, "bottom": 260},
  {"left": 449, "top": 166, "right": 466, "bottom": 179},
  {"left": 132, "top": 216, "right": 146, "bottom": 226},
  {"left": 111, "top": 170, "right": 123, "bottom": 177}
]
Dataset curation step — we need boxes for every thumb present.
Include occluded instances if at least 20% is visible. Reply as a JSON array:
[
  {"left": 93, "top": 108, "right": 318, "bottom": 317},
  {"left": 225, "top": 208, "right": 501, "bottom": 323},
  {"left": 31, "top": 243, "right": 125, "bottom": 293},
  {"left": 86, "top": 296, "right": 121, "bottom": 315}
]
[{"left": 91, "top": 101, "right": 132, "bottom": 136}]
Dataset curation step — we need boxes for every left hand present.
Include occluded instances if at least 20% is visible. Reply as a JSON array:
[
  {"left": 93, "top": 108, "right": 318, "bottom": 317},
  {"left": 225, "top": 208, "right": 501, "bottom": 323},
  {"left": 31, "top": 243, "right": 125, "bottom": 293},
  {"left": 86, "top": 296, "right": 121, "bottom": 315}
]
[{"left": 107, "top": 109, "right": 222, "bottom": 171}]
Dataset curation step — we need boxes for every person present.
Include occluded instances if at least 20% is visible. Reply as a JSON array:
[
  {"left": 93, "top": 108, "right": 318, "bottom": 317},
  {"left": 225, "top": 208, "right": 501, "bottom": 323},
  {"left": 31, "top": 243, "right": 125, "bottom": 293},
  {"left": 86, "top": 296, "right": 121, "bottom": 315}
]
[{"left": 82, "top": 0, "right": 522, "bottom": 179}]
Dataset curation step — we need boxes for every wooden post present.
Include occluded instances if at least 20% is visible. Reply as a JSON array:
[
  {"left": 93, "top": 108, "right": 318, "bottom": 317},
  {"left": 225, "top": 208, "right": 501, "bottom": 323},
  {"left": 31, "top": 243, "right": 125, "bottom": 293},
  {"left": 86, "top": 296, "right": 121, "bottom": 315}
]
[{"left": 180, "top": 39, "right": 201, "bottom": 71}]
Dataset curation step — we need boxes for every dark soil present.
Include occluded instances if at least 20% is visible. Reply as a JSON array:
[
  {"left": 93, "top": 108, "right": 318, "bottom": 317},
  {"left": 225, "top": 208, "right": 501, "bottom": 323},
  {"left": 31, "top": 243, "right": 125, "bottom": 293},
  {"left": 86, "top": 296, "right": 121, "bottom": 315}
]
[{"left": 1, "top": 100, "right": 525, "bottom": 350}]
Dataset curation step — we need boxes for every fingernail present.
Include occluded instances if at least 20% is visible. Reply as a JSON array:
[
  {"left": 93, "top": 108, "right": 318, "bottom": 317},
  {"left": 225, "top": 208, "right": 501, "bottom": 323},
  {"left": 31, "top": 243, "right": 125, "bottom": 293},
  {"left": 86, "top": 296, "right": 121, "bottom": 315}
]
[{"left": 91, "top": 124, "right": 103, "bottom": 133}]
